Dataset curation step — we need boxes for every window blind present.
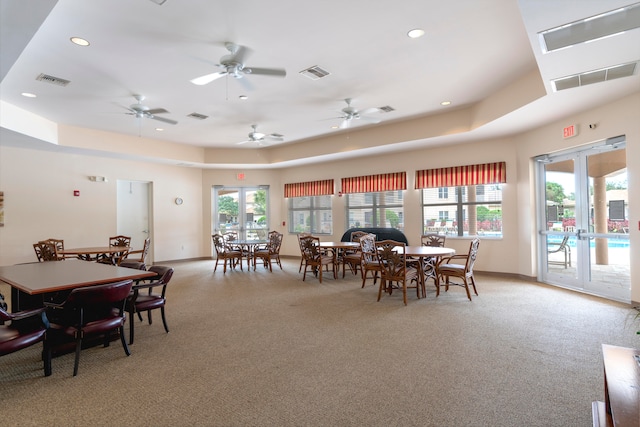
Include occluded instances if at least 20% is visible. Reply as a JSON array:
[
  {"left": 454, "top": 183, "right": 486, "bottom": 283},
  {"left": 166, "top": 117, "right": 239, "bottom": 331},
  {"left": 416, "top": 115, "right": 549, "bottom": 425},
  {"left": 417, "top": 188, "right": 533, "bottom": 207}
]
[
  {"left": 284, "top": 179, "right": 334, "bottom": 198},
  {"left": 341, "top": 172, "right": 407, "bottom": 194}
]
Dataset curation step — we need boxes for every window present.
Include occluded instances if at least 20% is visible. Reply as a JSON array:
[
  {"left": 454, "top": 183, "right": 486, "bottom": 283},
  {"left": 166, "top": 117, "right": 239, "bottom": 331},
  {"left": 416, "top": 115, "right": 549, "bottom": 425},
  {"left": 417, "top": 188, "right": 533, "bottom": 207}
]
[
  {"left": 416, "top": 162, "right": 506, "bottom": 237},
  {"left": 346, "top": 191, "right": 404, "bottom": 230},
  {"left": 422, "top": 185, "right": 503, "bottom": 237},
  {"left": 288, "top": 195, "right": 333, "bottom": 234}
]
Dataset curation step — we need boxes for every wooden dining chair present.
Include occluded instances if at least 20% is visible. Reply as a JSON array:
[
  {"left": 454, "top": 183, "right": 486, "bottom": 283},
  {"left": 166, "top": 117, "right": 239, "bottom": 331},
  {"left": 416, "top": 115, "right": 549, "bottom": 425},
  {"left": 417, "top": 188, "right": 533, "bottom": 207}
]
[
  {"left": 297, "top": 232, "right": 312, "bottom": 273},
  {"left": 360, "top": 233, "right": 382, "bottom": 288},
  {"left": 97, "top": 235, "right": 131, "bottom": 265},
  {"left": 437, "top": 238, "right": 480, "bottom": 301},
  {"left": 342, "top": 231, "right": 368, "bottom": 278},
  {"left": 375, "top": 240, "right": 420, "bottom": 305},
  {"left": 120, "top": 237, "right": 151, "bottom": 270},
  {"left": 212, "top": 233, "right": 243, "bottom": 273},
  {"left": 33, "top": 241, "right": 61, "bottom": 262},
  {"left": 420, "top": 233, "right": 446, "bottom": 288},
  {"left": 253, "top": 231, "right": 283, "bottom": 271},
  {"left": 299, "top": 235, "right": 336, "bottom": 283}
]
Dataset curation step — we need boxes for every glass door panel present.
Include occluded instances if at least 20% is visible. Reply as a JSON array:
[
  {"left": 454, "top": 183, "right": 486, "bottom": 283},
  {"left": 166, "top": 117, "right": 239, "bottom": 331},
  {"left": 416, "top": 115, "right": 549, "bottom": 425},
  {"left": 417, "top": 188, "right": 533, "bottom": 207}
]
[
  {"left": 213, "top": 186, "right": 269, "bottom": 241},
  {"left": 536, "top": 139, "right": 630, "bottom": 302}
]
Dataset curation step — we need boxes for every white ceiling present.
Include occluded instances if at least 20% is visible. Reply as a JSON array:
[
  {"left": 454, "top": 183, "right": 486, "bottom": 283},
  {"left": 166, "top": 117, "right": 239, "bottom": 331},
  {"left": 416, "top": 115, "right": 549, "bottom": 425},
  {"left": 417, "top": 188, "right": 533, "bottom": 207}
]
[{"left": 1, "top": 0, "right": 639, "bottom": 167}]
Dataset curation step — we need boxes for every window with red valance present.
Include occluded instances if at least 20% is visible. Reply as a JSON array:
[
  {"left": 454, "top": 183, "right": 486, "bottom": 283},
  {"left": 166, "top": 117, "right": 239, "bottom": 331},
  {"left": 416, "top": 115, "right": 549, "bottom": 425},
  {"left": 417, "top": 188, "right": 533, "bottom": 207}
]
[{"left": 284, "top": 179, "right": 334, "bottom": 198}]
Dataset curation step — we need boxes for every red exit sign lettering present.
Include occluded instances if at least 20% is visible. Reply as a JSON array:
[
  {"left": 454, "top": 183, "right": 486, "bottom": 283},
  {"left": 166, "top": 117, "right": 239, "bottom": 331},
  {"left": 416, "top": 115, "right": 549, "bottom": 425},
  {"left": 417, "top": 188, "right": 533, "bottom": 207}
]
[{"left": 563, "top": 124, "right": 577, "bottom": 139}]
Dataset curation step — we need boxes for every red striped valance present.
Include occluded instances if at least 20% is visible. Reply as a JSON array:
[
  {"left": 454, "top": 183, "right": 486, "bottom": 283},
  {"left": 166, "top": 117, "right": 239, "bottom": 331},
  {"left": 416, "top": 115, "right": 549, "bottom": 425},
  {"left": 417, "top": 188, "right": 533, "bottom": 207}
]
[
  {"left": 284, "top": 179, "right": 334, "bottom": 198},
  {"left": 341, "top": 172, "right": 406, "bottom": 194},
  {"left": 415, "top": 162, "right": 506, "bottom": 189}
]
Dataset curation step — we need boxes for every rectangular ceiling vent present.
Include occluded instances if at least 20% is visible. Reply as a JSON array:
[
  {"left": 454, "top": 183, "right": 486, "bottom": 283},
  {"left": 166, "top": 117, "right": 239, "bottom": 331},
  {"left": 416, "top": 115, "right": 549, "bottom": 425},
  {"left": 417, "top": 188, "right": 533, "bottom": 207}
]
[
  {"left": 551, "top": 61, "right": 637, "bottom": 91},
  {"left": 378, "top": 105, "right": 395, "bottom": 113},
  {"left": 187, "top": 112, "right": 208, "bottom": 120},
  {"left": 539, "top": 2, "right": 640, "bottom": 53},
  {"left": 299, "top": 65, "right": 330, "bottom": 80},
  {"left": 35, "top": 73, "right": 70, "bottom": 87}
]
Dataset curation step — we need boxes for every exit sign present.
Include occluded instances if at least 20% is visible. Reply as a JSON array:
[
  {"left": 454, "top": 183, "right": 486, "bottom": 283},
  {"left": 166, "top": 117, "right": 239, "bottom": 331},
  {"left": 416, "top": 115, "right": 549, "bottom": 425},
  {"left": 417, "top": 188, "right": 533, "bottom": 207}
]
[
  {"left": 236, "top": 172, "right": 245, "bottom": 181},
  {"left": 563, "top": 124, "right": 577, "bottom": 139}
]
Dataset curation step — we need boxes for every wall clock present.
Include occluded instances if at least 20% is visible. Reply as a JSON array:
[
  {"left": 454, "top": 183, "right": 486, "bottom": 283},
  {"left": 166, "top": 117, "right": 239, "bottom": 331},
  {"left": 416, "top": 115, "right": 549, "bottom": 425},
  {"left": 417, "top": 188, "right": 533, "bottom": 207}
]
[{"left": 175, "top": 197, "right": 183, "bottom": 205}]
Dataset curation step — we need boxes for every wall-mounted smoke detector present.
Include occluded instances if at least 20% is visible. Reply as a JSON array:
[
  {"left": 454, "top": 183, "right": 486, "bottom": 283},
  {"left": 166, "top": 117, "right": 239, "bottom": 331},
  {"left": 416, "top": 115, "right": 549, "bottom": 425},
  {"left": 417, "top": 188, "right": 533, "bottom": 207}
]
[
  {"left": 299, "top": 65, "right": 330, "bottom": 80},
  {"left": 36, "top": 73, "right": 70, "bottom": 87}
]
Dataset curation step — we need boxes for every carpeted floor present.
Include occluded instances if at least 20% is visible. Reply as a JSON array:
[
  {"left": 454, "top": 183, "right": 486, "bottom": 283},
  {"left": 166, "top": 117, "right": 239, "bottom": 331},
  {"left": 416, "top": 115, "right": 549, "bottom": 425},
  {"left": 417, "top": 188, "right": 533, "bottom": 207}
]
[{"left": 1, "top": 258, "right": 638, "bottom": 426}]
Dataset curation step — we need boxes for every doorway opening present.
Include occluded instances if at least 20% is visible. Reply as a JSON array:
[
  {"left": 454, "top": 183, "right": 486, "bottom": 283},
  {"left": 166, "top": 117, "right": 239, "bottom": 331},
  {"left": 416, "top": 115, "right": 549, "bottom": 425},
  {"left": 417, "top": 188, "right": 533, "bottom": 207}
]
[{"left": 212, "top": 186, "right": 269, "bottom": 240}]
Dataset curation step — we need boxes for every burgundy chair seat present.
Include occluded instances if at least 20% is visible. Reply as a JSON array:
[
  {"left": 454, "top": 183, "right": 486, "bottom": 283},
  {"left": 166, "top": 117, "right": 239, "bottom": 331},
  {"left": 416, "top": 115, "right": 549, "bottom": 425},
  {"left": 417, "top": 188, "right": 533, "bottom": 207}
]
[
  {"left": 132, "top": 295, "right": 164, "bottom": 311},
  {"left": 0, "top": 327, "right": 47, "bottom": 355},
  {"left": 0, "top": 306, "right": 51, "bottom": 376}
]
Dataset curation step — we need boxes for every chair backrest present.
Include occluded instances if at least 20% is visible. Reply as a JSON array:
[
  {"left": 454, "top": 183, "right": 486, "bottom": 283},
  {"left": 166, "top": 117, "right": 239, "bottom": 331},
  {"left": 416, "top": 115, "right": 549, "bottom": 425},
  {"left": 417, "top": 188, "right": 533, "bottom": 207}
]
[
  {"left": 268, "top": 231, "right": 283, "bottom": 253},
  {"left": 350, "top": 231, "right": 369, "bottom": 243},
  {"left": 33, "top": 241, "right": 60, "bottom": 262},
  {"left": 138, "top": 237, "right": 151, "bottom": 262},
  {"left": 375, "top": 240, "right": 408, "bottom": 282},
  {"left": 44, "top": 238, "right": 65, "bottom": 252},
  {"left": 148, "top": 265, "right": 174, "bottom": 284},
  {"left": 299, "top": 235, "right": 322, "bottom": 262},
  {"left": 359, "top": 234, "right": 378, "bottom": 263},
  {"left": 109, "top": 235, "right": 131, "bottom": 248},
  {"left": 66, "top": 280, "right": 133, "bottom": 307},
  {"left": 464, "top": 238, "right": 481, "bottom": 274},
  {"left": 223, "top": 231, "right": 238, "bottom": 243},
  {"left": 212, "top": 234, "right": 229, "bottom": 255},
  {"left": 421, "top": 233, "right": 446, "bottom": 247}
]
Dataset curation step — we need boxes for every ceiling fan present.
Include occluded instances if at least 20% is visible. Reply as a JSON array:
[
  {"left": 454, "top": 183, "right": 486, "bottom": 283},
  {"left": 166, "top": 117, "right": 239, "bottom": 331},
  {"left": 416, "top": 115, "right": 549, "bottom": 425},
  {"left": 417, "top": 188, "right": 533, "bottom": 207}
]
[
  {"left": 123, "top": 95, "right": 177, "bottom": 125},
  {"left": 333, "top": 98, "right": 381, "bottom": 129},
  {"left": 190, "top": 42, "right": 286, "bottom": 86},
  {"left": 236, "top": 124, "right": 284, "bottom": 146}
]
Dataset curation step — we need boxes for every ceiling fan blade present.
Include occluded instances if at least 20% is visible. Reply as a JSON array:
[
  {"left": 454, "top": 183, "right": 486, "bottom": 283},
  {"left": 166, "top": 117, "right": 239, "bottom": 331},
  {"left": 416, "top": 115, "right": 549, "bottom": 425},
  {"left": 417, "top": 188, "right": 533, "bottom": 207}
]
[
  {"left": 190, "top": 71, "right": 226, "bottom": 85},
  {"left": 236, "top": 140, "right": 251, "bottom": 145},
  {"left": 266, "top": 134, "right": 284, "bottom": 142},
  {"left": 146, "top": 108, "right": 169, "bottom": 115},
  {"left": 340, "top": 119, "right": 350, "bottom": 129},
  {"left": 246, "top": 67, "right": 286, "bottom": 78},
  {"left": 149, "top": 115, "right": 178, "bottom": 125},
  {"left": 360, "top": 107, "right": 381, "bottom": 115},
  {"left": 231, "top": 44, "right": 252, "bottom": 64}
]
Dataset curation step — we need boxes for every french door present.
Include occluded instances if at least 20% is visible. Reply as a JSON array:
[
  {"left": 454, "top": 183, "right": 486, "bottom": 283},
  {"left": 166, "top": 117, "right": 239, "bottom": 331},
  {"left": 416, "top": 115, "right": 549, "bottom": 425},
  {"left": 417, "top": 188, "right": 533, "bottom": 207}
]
[
  {"left": 535, "top": 136, "right": 630, "bottom": 302},
  {"left": 212, "top": 186, "right": 269, "bottom": 240}
]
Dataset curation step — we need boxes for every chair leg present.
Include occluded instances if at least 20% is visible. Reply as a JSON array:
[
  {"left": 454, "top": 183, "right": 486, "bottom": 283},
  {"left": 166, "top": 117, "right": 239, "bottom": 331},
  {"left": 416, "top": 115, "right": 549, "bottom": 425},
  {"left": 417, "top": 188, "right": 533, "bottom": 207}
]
[
  {"left": 42, "top": 340, "right": 52, "bottom": 377},
  {"left": 161, "top": 307, "right": 169, "bottom": 333},
  {"left": 148, "top": 311, "right": 153, "bottom": 325},
  {"left": 463, "top": 279, "right": 472, "bottom": 301},
  {"left": 129, "top": 311, "right": 136, "bottom": 344},
  {"left": 119, "top": 326, "right": 131, "bottom": 356},
  {"left": 470, "top": 276, "right": 478, "bottom": 296},
  {"left": 73, "top": 337, "right": 82, "bottom": 376}
]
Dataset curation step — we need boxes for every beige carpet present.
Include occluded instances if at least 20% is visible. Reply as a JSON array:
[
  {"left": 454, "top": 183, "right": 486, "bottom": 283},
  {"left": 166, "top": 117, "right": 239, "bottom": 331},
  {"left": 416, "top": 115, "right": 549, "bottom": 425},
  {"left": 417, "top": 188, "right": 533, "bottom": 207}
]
[{"left": 1, "top": 258, "right": 638, "bottom": 427}]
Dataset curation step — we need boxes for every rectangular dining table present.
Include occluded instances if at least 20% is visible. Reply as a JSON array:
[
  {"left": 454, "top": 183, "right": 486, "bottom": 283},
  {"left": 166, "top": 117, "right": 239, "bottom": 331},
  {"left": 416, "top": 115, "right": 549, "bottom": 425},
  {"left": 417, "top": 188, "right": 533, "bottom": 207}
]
[
  {"left": 0, "top": 260, "right": 155, "bottom": 311},
  {"left": 59, "top": 246, "right": 131, "bottom": 262}
]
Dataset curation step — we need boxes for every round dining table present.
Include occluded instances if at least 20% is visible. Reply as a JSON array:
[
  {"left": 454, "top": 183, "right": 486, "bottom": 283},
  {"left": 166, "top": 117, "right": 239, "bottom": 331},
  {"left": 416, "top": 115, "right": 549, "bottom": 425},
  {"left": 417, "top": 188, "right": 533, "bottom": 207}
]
[{"left": 395, "top": 245, "right": 455, "bottom": 297}]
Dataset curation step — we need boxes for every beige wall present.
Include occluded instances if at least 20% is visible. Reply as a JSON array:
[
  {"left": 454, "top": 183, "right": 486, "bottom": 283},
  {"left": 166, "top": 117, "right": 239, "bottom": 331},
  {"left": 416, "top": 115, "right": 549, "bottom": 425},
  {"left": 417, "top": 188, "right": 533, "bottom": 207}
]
[{"left": 1, "top": 93, "right": 638, "bottom": 301}]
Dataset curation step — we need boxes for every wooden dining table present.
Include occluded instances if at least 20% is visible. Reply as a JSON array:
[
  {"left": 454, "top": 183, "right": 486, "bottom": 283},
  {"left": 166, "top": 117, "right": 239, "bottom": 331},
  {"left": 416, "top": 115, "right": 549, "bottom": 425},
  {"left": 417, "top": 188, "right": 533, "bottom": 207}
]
[
  {"left": 0, "top": 260, "right": 155, "bottom": 311},
  {"left": 59, "top": 246, "right": 131, "bottom": 262},
  {"left": 228, "top": 240, "right": 268, "bottom": 268}
]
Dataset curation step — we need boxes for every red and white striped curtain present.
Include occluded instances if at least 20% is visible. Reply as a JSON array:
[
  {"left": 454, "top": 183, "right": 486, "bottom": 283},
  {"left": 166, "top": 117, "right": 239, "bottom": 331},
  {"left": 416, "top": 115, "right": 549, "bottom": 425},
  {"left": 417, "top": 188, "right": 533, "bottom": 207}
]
[
  {"left": 414, "top": 162, "right": 506, "bottom": 189},
  {"left": 341, "top": 172, "right": 406, "bottom": 194},
  {"left": 284, "top": 179, "right": 334, "bottom": 198}
]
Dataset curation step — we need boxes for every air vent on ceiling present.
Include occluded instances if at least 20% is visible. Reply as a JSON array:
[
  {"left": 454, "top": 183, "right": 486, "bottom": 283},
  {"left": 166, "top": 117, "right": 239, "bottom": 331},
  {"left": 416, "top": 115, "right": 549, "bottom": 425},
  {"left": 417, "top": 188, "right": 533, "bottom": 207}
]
[
  {"left": 35, "top": 73, "right": 70, "bottom": 87},
  {"left": 539, "top": 2, "right": 640, "bottom": 53},
  {"left": 378, "top": 105, "right": 395, "bottom": 113},
  {"left": 299, "top": 65, "right": 330, "bottom": 80},
  {"left": 551, "top": 61, "right": 637, "bottom": 92},
  {"left": 187, "top": 112, "right": 208, "bottom": 120}
]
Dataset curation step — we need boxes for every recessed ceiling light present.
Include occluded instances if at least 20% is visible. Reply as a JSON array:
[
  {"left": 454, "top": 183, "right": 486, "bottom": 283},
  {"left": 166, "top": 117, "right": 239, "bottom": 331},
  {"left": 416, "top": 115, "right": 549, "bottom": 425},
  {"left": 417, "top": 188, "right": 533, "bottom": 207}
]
[
  {"left": 407, "top": 28, "right": 425, "bottom": 39},
  {"left": 70, "top": 37, "right": 90, "bottom": 46},
  {"left": 155, "top": 128, "right": 165, "bottom": 132},
  {"left": 21, "top": 92, "right": 37, "bottom": 98},
  {"left": 441, "top": 101, "right": 451, "bottom": 106},
  {"left": 239, "top": 95, "right": 248, "bottom": 100}
]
